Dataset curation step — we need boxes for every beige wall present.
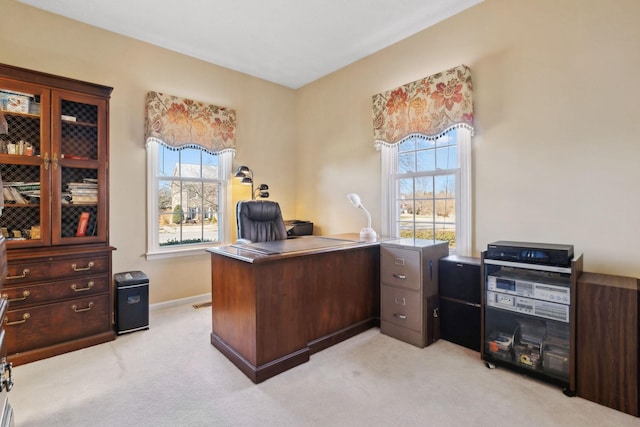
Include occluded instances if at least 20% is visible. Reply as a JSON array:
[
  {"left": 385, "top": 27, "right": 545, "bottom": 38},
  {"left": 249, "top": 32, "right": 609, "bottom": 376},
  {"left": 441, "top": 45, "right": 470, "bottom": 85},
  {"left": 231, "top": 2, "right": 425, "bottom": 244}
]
[
  {"left": 2, "top": 0, "right": 639, "bottom": 305},
  {"left": 1, "top": 0, "right": 298, "bottom": 303},
  {"left": 298, "top": 0, "right": 640, "bottom": 277}
]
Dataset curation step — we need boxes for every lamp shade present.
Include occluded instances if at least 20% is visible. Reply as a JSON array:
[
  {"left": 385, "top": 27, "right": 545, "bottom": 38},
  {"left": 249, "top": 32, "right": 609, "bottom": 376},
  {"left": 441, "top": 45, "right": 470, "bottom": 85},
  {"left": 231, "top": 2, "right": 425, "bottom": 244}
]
[
  {"left": 347, "top": 193, "right": 361, "bottom": 208},
  {"left": 346, "top": 193, "right": 376, "bottom": 241}
]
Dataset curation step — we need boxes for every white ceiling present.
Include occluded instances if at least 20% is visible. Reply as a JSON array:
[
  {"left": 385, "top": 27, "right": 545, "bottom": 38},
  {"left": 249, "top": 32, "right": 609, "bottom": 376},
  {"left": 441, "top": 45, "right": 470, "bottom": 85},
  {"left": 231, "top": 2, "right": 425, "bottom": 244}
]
[{"left": 18, "top": 0, "right": 482, "bottom": 89}]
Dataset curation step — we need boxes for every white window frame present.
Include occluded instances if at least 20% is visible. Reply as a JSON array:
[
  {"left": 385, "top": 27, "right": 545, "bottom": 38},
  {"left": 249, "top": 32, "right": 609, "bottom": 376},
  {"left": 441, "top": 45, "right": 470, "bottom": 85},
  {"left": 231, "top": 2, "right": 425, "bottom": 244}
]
[
  {"left": 379, "top": 127, "right": 472, "bottom": 256},
  {"left": 145, "top": 141, "right": 233, "bottom": 260}
]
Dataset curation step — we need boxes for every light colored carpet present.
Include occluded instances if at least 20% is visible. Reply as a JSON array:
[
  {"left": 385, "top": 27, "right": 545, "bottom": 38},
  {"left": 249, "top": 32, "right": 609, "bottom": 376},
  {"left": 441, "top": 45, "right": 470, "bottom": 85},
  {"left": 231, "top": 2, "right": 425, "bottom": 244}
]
[{"left": 8, "top": 303, "right": 638, "bottom": 427}]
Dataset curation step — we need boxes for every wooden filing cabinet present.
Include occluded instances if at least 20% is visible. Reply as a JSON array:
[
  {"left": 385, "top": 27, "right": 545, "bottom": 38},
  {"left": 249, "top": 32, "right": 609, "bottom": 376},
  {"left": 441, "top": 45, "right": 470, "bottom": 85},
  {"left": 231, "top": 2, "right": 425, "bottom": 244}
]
[
  {"left": 438, "top": 255, "right": 481, "bottom": 351},
  {"left": 576, "top": 272, "right": 639, "bottom": 417},
  {"left": 380, "top": 239, "right": 448, "bottom": 348}
]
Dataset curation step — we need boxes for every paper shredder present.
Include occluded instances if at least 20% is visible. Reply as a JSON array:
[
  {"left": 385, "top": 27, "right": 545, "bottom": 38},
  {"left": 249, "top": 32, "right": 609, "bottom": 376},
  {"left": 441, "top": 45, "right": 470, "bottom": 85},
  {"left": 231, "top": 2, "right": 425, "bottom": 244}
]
[{"left": 114, "top": 271, "right": 149, "bottom": 334}]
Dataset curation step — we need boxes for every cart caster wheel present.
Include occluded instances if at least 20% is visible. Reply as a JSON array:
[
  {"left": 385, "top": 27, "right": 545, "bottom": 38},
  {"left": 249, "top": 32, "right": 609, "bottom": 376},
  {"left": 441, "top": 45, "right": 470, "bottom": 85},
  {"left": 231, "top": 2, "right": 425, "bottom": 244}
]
[
  {"left": 562, "top": 388, "right": 575, "bottom": 397},
  {"left": 485, "top": 361, "right": 495, "bottom": 369}
]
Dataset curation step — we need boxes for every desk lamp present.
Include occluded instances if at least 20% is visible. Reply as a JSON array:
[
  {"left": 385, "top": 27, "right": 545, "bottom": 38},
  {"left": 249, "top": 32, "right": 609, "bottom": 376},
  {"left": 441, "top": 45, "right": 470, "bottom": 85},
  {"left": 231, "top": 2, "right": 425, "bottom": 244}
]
[
  {"left": 234, "top": 166, "right": 269, "bottom": 199},
  {"left": 347, "top": 193, "right": 377, "bottom": 241}
]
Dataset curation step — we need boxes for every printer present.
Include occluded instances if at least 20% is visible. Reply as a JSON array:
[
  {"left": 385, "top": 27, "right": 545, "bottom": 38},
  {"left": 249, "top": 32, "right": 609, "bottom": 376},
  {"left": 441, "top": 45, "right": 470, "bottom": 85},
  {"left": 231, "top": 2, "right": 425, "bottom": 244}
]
[{"left": 285, "top": 220, "right": 313, "bottom": 237}]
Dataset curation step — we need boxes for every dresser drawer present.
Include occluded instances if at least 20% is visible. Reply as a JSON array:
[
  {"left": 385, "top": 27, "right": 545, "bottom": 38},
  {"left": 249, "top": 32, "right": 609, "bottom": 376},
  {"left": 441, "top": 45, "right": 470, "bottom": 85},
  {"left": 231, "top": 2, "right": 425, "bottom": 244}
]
[
  {"left": 381, "top": 285, "right": 422, "bottom": 331},
  {"left": 5, "top": 261, "right": 51, "bottom": 285},
  {"left": 381, "top": 247, "right": 421, "bottom": 290},
  {"left": 50, "top": 255, "right": 110, "bottom": 278},
  {"left": 2, "top": 274, "right": 110, "bottom": 309},
  {"left": 4, "top": 294, "right": 111, "bottom": 354}
]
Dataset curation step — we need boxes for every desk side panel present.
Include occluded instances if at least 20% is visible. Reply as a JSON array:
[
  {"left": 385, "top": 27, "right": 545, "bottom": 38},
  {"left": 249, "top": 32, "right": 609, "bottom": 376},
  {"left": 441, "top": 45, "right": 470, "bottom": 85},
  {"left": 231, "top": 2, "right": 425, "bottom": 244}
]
[
  {"left": 306, "top": 246, "right": 380, "bottom": 346},
  {"left": 211, "top": 253, "right": 257, "bottom": 365},
  {"left": 255, "top": 259, "right": 308, "bottom": 365}
]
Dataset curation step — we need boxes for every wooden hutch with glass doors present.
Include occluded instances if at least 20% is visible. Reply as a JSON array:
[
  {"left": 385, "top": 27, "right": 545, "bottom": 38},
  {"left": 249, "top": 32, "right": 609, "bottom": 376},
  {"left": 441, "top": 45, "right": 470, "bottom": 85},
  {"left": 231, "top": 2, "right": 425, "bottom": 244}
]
[{"left": 0, "top": 63, "right": 115, "bottom": 365}]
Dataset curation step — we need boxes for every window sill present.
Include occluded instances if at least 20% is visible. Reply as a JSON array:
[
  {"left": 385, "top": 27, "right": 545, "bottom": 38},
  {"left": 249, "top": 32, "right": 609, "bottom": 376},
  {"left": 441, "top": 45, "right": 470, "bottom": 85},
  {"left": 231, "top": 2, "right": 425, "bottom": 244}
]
[{"left": 146, "top": 243, "right": 226, "bottom": 260}]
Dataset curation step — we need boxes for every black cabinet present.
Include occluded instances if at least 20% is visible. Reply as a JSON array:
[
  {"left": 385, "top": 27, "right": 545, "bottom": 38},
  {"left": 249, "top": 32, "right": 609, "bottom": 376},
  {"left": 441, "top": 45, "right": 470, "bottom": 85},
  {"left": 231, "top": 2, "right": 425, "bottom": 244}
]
[{"left": 438, "top": 255, "right": 481, "bottom": 351}]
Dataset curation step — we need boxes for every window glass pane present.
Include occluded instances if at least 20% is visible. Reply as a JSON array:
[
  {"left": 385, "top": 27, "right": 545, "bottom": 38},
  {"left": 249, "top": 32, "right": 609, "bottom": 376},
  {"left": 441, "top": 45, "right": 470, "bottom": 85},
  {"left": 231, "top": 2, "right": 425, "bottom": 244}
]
[
  {"left": 398, "top": 177, "right": 414, "bottom": 201},
  {"left": 416, "top": 149, "right": 435, "bottom": 172},
  {"left": 398, "top": 221, "right": 415, "bottom": 239},
  {"left": 158, "top": 145, "right": 179, "bottom": 177},
  {"left": 434, "top": 175, "right": 455, "bottom": 198},
  {"left": 180, "top": 148, "right": 202, "bottom": 178},
  {"left": 434, "top": 174, "right": 456, "bottom": 227},
  {"left": 414, "top": 176, "right": 433, "bottom": 196},
  {"left": 398, "top": 152, "right": 415, "bottom": 173},
  {"left": 416, "top": 138, "right": 434, "bottom": 150},
  {"left": 436, "top": 145, "right": 457, "bottom": 170},
  {"left": 398, "top": 139, "right": 415, "bottom": 152},
  {"left": 202, "top": 152, "right": 220, "bottom": 178}
]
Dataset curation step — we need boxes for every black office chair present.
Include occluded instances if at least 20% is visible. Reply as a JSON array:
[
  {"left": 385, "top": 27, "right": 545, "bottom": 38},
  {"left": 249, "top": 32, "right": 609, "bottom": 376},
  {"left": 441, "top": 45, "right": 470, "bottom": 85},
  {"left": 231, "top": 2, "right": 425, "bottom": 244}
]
[{"left": 236, "top": 200, "right": 288, "bottom": 243}]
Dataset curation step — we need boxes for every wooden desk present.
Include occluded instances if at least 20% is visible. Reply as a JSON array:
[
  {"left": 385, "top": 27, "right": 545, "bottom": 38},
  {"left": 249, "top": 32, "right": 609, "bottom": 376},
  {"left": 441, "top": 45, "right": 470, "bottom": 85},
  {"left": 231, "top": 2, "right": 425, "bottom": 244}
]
[{"left": 208, "top": 234, "right": 381, "bottom": 383}]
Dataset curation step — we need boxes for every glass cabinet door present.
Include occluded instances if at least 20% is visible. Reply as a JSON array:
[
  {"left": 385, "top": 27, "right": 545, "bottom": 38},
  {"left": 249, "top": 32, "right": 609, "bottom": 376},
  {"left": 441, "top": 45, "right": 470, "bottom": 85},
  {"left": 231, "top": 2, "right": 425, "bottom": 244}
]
[
  {"left": 0, "top": 80, "right": 51, "bottom": 248},
  {"left": 50, "top": 90, "right": 108, "bottom": 245}
]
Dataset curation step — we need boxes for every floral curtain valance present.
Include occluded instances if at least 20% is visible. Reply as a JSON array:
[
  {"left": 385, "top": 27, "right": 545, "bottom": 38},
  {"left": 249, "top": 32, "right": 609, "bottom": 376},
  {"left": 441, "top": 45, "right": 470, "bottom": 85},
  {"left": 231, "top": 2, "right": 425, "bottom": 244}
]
[
  {"left": 145, "top": 91, "right": 236, "bottom": 154},
  {"left": 372, "top": 64, "right": 474, "bottom": 146}
]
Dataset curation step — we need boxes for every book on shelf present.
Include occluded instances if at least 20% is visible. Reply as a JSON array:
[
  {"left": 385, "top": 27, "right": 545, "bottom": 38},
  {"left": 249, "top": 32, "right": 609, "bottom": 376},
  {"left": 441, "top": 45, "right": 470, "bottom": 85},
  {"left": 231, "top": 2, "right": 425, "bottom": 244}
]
[
  {"left": 66, "top": 182, "right": 98, "bottom": 189},
  {"left": 68, "top": 188, "right": 98, "bottom": 195},
  {"left": 70, "top": 195, "right": 98, "bottom": 204},
  {"left": 76, "top": 212, "right": 90, "bottom": 237}
]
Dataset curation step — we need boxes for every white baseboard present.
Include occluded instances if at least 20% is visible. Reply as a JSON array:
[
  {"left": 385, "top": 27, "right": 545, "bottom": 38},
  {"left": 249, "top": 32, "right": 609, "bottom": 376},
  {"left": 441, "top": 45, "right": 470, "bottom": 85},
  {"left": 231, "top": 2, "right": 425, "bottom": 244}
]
[{"left": 149, "top": 293, "right": 212, "bottom": 311}]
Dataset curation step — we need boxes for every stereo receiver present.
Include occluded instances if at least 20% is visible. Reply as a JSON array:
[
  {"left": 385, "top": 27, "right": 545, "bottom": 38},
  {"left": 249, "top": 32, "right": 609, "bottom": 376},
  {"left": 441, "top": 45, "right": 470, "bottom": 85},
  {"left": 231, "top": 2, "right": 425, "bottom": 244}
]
[{"left": 486, "top": 241, "right": 574, "bottom": 267}]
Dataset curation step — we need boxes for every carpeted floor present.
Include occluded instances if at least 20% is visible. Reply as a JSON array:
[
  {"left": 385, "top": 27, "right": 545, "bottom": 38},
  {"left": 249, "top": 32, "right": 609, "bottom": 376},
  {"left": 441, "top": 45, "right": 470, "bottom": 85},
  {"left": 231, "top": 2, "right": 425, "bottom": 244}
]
[{"left": 8, "top": 303, "right": 638, "bottom": 427}]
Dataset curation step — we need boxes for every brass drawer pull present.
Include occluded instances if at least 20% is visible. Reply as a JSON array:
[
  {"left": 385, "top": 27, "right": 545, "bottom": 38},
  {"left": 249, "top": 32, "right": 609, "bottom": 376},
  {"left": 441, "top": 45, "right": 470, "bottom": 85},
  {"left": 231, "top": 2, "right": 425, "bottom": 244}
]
[
  {"left": 2, "top": 290, "right": 31, "bottom": 302},
  {"left": 71, "top": 281, "right": 94, "bottom": 292},
  {"left": 393, "top": 313, "right": 407, "bottom": 320},
  {"left": 6, "top": 269, "right": 30, "bottom": 280},
  {"left": 71, "top": 262, "right": 95, "bottom": 272},
  {"left": 4, "top": 313, "right": 30, "bottom": 326},
  {"left": 72, "top": 302, "right": 94, "bottom": 313},
  {"left": 392, "top": 273, "right": 406, "bottom": 280}
]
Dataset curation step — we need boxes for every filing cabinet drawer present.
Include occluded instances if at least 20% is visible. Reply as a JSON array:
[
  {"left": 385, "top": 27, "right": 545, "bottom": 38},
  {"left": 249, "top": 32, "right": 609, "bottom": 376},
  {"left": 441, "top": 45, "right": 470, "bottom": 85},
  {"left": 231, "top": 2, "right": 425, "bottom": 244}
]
[
  {"left": 2, "top": 274, "right": 110, "bottom": 309},
  {"left": 4, "top": 294, "right": 111, "bottom": 354},
  {"left": 381, "top": 247, "right": 421, "bottom": 290},
  {"left": 381, "top": 285, "right": 422, "bottom": 331}
]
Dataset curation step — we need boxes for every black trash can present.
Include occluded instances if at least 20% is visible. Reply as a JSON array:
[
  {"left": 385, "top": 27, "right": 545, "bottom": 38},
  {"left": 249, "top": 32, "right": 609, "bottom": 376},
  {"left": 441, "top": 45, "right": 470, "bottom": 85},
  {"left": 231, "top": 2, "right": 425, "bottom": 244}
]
[{"left": 114, "top": 271, "right": 149, "bottom": 335}]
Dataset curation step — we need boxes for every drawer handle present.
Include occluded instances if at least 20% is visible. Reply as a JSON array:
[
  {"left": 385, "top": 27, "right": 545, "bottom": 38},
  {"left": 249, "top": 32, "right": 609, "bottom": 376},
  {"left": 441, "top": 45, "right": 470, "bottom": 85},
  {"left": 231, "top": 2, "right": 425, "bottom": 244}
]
[
  {"left": 2, "top": 290, "right": 31, "bottom": 302},
  {"left": 6, "top": 269, "right": 30, "bottom": 280},
  {"left": 71, "top": 281, "right": 94, "bottom": 292},
  {"left": 4, "top": 313, "right": 30, "bottom": 326},
  {"left": 392, "top": 273, "right": 406, "bottom": 280},
  {"left": 393, "top": 313, "right": 407, "bottom": 320},
  {"left": 72, "top": 302, "right": 94, "bottom": 313},
  {"left": 71, "top": 262, "right": 95, "bottom": 272}
]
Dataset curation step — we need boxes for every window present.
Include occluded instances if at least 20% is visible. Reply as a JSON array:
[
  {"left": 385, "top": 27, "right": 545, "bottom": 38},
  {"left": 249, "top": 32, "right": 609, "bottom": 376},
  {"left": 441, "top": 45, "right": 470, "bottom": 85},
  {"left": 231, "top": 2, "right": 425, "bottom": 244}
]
[
  {"left": 144, "top": 91, "right": 236, "bottom": 259},
  {"left": 373, "top": 65, "right": 474, "bottom": 255},
  {"left": 396, "top": 130, "right": 458, "bottom": 244},
  {"left": 146, "top": 142, "right": 233, "bottom": 259},
  {"left": 381, "top": 127, "right": 472, "bottom": 255}
]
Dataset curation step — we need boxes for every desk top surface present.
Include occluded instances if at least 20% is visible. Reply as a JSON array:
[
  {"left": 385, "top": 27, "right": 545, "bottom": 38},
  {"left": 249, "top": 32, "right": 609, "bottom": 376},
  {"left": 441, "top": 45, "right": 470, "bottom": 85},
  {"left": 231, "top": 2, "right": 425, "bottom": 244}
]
[{"left": 207, "top": 233, "right": 383, "bottom": 263}]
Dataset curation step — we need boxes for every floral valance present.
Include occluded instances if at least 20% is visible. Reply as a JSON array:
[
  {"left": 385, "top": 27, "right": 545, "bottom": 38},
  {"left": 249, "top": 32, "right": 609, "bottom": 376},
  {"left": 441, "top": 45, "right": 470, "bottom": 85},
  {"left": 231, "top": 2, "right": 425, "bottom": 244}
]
[
  {"left": 145, "top": 91, "right": 236, "bottom": 154},
  {"left": 372, "top": 64, "right": 474, "bottom": 146}
]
